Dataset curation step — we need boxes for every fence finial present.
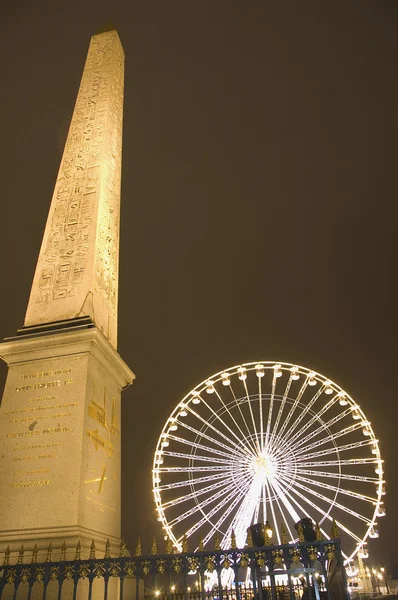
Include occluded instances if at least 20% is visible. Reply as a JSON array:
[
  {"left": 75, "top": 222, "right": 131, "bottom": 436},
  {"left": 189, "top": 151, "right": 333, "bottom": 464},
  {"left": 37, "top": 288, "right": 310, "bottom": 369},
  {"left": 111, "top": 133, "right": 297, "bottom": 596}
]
[
  {"left": 246, "top": 528, "right": 253, "bottom": 548},
  {"left": 135, "top": 537, "right": 142, "bottom": 556},
  {"left": 90, "top": 540, "right": 96, "bottom": 559},
  {"left": 151, "top": 536, "right": 158, "bottom": 555},
  {"left": 182, "top": 534, "right": 188, "bottom": 553},
  {"left": 198, "top": 534, "right": 204, "bottom": 552},
  {"left": 60, "top": 541, "right": 67, "bottom": 561},
  {"left": 231, "top": 530, "right": 237, "bottom": 549},
  {"left": 75, "top": 540, "right": 81, "bottom": 561},
  {"left": 31, "top": 544, "right": 38, "bottom": 564},
  {"left": 120, "top": 539, "right": 127, "bottom": 557},
  {"left": 105, "top": 539, "right": 111, "bottom": 558},
  {"left": 45, "top": 543, "right": 52, "bottom": 562},
  {"left": 315, "top": 522, "right": 323, "bottom": 541},
  {"left": 331, "top": 519, "right": 340, "bottom": 539},
  {"left": 297, "top": 523, "right": 304, "bottom": 543},
  {"left": 166, "top": 537, "right": 173, "bottom": 554},
  {"left": 3, "top": 546, "right": 10, "bottom": 566},
  {"left": 281, "top": 523, "right": 288, "bottom": 545},
  {"left": 214, "top": 532, "right": 220, "bottom": 550},
  {"left": 17, "top": 545, "right": 24, "bottom": 564}
]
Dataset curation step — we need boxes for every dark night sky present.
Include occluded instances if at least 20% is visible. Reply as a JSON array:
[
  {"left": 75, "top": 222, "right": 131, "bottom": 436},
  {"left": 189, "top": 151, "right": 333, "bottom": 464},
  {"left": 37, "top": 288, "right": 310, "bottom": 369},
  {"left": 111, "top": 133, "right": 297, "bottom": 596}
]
[{"left": 1, "top": 1, "right": 397, "bottom": 569}]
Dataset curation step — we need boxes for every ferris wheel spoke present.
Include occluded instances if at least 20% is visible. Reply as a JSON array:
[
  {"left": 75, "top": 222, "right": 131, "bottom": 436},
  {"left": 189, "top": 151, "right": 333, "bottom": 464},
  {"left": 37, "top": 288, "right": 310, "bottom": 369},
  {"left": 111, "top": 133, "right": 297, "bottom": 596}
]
[
  {"left": 157, "top": 471, "right": 231, "bottom": 491},
  {"left": 258, "top": 373, "right": 264, "bottom": 451},
  {"left": 280, "top": 387, "right": 325, "bottom": 448},
  {"left": 199, "top": 393, "right": 257, "bottom": 457},
  {"left": 293, "top": 408, "right": 359, "bottom": 452},
  {"left": 293, "top": 473, "right": 378, "bottom": 504},
  {"left": 287, "top": 396, "right": 339, "bottom": 448},
  {"left": 295, "top": 468, "right": 379, "bottom": 484},
  {"left": 276, "top": 377, "right": 309, "bottom": 441},
  {"left": 167, "top": 470, "right": 249, "bottom": 527},
  {"left": 228, "top": 384, "right": 259, "bottom": 455},
  {"left": 297, "top": 458, "right": 378, "bottom": 468},
  {"left": 265, "top": 372, "right": 278, "bottom": 448},
  {"left": 242, "top": 379, "right": 261, "bottom": 452},
  {"left": 294, "top": 421, "right": 366, "bottom": 456},
  {"left": 285, "top": 478, "right": 372, "bottom": 525},
  {"left": 228, "top": 470, "right": 267, "bottom": 547},
  {"left": 284, "top": 484, "right": 363, "bottom": 542},
  {"left": 264, "top": 478, "right": 282, "bottom": 544},
  {"left": 183, "top": 406, "right": 254, "bottom": 459},
  {"left": 184, "top": 476, "right": 252, "bottom": 542},
  {"left": 162, "top": 450, "right": 236, "bottom": 465},
  {"left": 160, "top": 476, "right": 243, "bottom": 509},
  {"left": 297, "top": 439, "right": 375, "bottom": 461},
  {"left": 213, "top": 387, "right": 258, "bottom": 455},
  {"left": 175, "top": 418, "right": 249, "bottom": 459},
  {"left": 269, "top": 375, "right": 293, "bottom": 448},
  {"left": 202, "top": 483, "right": 252, "bottom": 547},
  {"left": 158, "top": 465, "right": 235, "bottom": 473},
  {"left": 266, "top": 477, "right": 297, "bottom": 542},
  {"left": 167, "top": 434, "right": 241, "bottom": 461}
]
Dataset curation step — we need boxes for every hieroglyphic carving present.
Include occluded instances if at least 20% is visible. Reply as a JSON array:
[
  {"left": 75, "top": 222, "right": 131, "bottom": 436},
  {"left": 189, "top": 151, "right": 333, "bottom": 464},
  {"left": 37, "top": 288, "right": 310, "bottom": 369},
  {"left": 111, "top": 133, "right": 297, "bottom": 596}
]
[{"left": 25, "top": 31, "right": 124, "bottom": 348}]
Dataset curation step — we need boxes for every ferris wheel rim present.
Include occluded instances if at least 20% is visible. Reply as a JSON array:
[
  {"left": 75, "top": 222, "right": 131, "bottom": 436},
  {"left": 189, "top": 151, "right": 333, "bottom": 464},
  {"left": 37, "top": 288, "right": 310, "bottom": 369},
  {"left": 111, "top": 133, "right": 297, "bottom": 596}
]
[{"left": 152, "top": 361, "right": 384, "bottom": 563}]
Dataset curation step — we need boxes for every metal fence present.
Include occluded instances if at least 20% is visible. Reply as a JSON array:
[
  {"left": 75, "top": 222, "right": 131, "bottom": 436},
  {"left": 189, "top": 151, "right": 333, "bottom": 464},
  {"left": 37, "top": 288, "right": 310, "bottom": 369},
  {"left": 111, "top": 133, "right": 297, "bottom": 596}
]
[{"left": 0, "top": 539, "right": 348, "bottom": 600}]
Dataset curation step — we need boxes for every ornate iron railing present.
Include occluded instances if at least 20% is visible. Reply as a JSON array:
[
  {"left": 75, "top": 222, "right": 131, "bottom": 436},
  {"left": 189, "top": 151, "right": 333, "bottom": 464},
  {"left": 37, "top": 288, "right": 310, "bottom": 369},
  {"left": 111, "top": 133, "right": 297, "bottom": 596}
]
[{"left": 0, "top": 539, "right": 348, "bottom": 600}]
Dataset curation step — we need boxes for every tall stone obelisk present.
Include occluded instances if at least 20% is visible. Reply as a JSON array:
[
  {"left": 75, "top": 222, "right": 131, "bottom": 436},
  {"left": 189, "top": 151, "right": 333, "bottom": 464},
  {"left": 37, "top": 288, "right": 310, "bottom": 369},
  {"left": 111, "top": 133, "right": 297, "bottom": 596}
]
[{"left": 0, "top": 31, "right": 134, "bottom": 559}]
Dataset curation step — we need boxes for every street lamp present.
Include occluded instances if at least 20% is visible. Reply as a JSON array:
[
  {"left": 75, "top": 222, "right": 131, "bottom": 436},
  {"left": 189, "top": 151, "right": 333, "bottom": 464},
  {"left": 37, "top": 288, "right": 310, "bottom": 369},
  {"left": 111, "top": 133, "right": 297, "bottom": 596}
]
[{"left": 264, "top": 521, "right": 273, "bottom": 539}]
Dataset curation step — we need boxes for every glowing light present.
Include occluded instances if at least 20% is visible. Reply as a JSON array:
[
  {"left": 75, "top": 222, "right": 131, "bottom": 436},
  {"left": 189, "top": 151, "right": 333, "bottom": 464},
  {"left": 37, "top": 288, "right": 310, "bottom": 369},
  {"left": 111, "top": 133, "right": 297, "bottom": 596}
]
[
  {"left": 274, "top": 364, "right": 282, "bottom": 377},
  {"left": 290, "top": 366, "right": 300, "bottom": 380},
  {"left": 191, "top": 391, "right": 201, "bottom": 404},
  {"left": 369, "top": 526, "right": 379, "bottom": 539},
  {"left": 155, "top": 591, "right": 160, "bottom": 597},
  {"left": 179, "top": 405, "right": 188, "bottom": 417},
  {"left": 206, "top": 381, "right": 215, "bottom": 394},
  {"left": 238, "top": 367, "right": 247, "bottom": 381},
  {"left": 255, "top": 364, "right": 265, "bottom": 377},
  {"left": 308, "top": 373, "right": 317, "bottom": 386},
  {"left": 338, "top": 392, "right": 348, "bottom": 406},
  {"left": 324, "top": 381, "right": 334, "bottom": 395},
  {"left": 221, "top": 373, "right": 230, "bottom": 386}
]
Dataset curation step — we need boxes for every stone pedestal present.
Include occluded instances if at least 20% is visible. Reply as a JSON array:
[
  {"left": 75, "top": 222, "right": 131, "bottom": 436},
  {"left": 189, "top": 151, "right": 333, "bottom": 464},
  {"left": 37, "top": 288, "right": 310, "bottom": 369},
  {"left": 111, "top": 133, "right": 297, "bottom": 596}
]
[{"left": 0, "top": 320, "right": 134, "bottom": 558}]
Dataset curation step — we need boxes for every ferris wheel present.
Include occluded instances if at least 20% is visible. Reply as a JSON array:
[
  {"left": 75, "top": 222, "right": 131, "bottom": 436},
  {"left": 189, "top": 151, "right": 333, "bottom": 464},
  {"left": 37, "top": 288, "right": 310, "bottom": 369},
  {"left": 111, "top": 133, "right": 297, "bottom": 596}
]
[{"left": 152, "top": 362, "right": 385, "bottom": 563}]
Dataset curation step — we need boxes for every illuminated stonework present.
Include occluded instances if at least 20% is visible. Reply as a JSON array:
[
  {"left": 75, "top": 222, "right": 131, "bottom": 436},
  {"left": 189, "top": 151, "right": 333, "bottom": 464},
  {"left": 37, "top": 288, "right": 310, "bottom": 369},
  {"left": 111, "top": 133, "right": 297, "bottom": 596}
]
[{"left": 24, "top": 31, "right": 124, "bottom": 349}]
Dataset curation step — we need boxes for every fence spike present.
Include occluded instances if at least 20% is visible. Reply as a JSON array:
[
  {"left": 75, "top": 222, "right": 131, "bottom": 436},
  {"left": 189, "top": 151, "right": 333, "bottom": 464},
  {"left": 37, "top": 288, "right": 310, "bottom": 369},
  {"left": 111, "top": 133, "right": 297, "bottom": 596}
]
[
  {"left": 230, "top": 530, "right": 237, "bottom": 549},
  {"left": 90, "top": 540, "right": 96, "bottom": 559},
  {"left": 151, "top": 536, "right": 158, "bottom": 555},
  {"left": 17, "top": 545, "right": 24, "bottom": 564},
  {"left": 198, "top": 534, "right": 204, "bottom": 552},
  {"left": 166, "top": 537, "right": 173, "bottom": 554},
  {"left": 31, "top": 544, "right": 38, "bottom": 564},
  {"left": 60, "top": 541, "right": 67, "bottom": 562},
  {"left": 297, "top": 523, "right": 304, "bottom": 543},
  {"left": 280, "top": 523, "right": 288, "bottom": 545},
  {"left": 214, "top": 531, "right": 220, "bottom": 550},
  {"left": 75, "top": 540, "right": 81, "bottom": 561},
  {"left": 182, "top": 534, "right": 188, "bottom": 553},
  {"left": 246, "top": 528, "right": 253, "bottom": 548},
  {"left": 45, "top": 543, "right": 52, "bottom": 562},
  {"left": 3, "top": 546, "right": 10, "bottom": 566},
  {"left": 135, "top": 537, "right": 142, "bottom": 556},
  {"left": 105, "top": 539, "right": 111, "bottom": 558},
  {"left": 315, "top": 522, "right": 323, "bottom": 541},
  {"left": 120, "top": 539, "right": 127, "bottom": 557},
  {"left": 331, "top": 519, "right": 340, "bottom": 539}
]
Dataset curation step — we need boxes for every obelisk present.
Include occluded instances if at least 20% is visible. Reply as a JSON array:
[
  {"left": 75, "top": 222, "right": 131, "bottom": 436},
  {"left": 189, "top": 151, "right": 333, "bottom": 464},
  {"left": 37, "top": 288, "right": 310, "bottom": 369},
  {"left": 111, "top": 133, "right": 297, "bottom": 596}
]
[{"left": 0, "top": 31, "right": 134, "bottom": 560}]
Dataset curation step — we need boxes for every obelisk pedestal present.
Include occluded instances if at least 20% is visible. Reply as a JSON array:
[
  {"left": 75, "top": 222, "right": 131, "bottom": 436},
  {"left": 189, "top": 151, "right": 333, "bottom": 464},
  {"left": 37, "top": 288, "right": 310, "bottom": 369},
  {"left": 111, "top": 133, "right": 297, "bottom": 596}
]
[{"left": 0, "top": 30, "right": 134, "bottom": 565}]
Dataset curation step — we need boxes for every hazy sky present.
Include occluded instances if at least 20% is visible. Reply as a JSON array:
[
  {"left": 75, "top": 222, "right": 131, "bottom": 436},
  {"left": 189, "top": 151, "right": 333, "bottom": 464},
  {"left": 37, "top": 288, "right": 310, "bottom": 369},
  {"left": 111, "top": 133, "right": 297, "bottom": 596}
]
[{"left": 1, "top": 1, "right": 397, "bottom": 570}]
